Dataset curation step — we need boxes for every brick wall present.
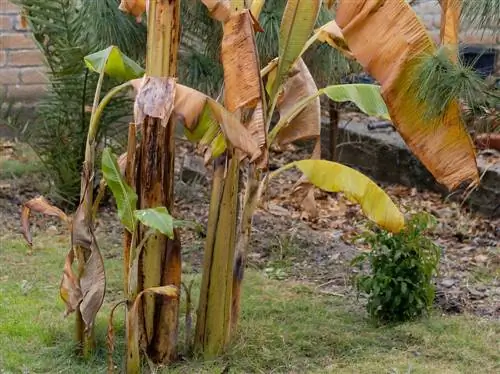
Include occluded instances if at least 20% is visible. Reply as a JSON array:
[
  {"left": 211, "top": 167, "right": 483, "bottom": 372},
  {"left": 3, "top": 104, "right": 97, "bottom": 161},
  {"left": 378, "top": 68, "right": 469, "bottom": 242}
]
[
  {"left": 0, "top": 0, "right": 46, "bottom": 103},
  {"left": 0, "top": 0, "right": 498, "bottom": 103}
]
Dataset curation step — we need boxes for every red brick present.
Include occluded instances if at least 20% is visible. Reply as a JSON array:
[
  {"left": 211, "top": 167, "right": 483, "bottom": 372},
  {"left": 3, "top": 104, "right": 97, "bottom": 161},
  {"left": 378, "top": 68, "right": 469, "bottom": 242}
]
[
  {"left": 20, "top": 67, "right": 47, "bottom": 84},
  {"left": 0, "top": 50, "right": 6, "bottom": 67},
  {"left": 7, "top": 50, "right": 44, "bottom": 66},
  {"left": 0, "top": 15, "right": 13, "bottom": 31},
  {"left": 0, "top": 68, "right": 20, "bottom": 84},
  {"left": 7, "top": 84, "right": 46, "bottom": 101},
  {"left": 0, "top": 33, "right": 35, "bottom": 49},
  {"left": 0, "top": 1, "right": 20, "bottom": 14}
]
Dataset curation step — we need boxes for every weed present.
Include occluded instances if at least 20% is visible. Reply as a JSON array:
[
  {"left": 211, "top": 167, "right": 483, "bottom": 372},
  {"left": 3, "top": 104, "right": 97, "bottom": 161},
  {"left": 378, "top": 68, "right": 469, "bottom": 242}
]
[{"left": 352, "top": 213, "right": 442, "bottom": 323}]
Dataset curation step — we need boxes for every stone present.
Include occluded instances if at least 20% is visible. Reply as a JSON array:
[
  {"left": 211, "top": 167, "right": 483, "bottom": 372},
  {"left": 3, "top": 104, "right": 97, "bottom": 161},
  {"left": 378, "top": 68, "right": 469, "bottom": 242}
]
[
  {"left": 441, "top": 278, "right": 456, "bottom": 288},
  {"left": 180, "top": 154, "right": 207, "bottom": 184}
]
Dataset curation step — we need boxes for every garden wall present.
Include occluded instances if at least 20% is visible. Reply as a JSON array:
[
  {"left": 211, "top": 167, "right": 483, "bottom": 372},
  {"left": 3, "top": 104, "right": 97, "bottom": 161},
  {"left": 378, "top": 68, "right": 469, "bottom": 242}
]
[{"left": 0, "top": 0, "right": 46, "bottom": 103}]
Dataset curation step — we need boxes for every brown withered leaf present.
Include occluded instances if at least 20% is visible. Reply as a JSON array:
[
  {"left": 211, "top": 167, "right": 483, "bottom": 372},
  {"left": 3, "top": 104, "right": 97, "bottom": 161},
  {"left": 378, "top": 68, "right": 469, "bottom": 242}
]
[
  {"left": 70, "top": 203, "right": 106, "bottom": 333},
  {"left": 59, "top": 249, "right": 83, "bottom": 317},
  {"left": 275, "top": 58, "right": 321, "bottom": 147},
  {"left": 247, "top": 102, "right": 269, "bottom": 168},
  {"left": 21, "top": 196, "right": 69, "bottom": 246},
  {"left": 134, "top": 77, "right": 176, "bottom": 126},
  {"left": 118, "top": 0, "right": 147, "bottom": 22},
  {"left": 173, "top": 84, "right": 207, "bottom": 131},
  {"left": 336, "top": 0, "right": 478, "bottom": 190},
  {"left": 221, "top": 10, "right": 262, "bottom": 112},
  {"left": 201, "top": 0, "right": 231, "bottom": 23}
]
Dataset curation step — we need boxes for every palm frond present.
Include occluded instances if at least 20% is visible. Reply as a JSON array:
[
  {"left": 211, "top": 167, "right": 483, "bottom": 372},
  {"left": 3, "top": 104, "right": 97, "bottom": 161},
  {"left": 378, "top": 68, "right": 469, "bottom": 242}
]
[{"left": 460, "top": 0, "right": 500, "bottom": 33}]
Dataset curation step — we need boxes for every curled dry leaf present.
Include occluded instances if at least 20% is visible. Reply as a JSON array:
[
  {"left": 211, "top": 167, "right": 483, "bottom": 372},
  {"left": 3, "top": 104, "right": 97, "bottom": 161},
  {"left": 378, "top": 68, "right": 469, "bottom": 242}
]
[
  {"left": 59, "top": 249, "right": 83, "bottom": 317},
  {"left": 68, "top": 205, "right": 106, "bottom": 333},
  {"left": 275, "top": 59, "right": 321, "bottom": 217},
  {"left": 21, "top": 196, "right": 69, "bottom": 246},
  {"left": 221, "top": 10, "right": 262, "bottom": 112},
  {"left": 134, "top": 77, "right": 176, "bottom": 126},
  {"left": 127, "top": 286, "right": 179, "bottom": 370},
  {"left": 118, "top": 0, "right": 148, "bottom": 22},
  {"left": 336, "top": 0, "right": 478, "bottom": 190},
  {"left": 201, "top": 0, "right": 231, "bottom": 23}
]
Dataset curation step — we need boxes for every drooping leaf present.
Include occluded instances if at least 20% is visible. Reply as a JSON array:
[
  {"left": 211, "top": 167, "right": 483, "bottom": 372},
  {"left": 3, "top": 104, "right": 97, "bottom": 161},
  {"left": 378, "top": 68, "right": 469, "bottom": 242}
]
[
  {"left": 174, "top": 84, "right": 262, "bottom": 161},
  {"left": 321, "top": 84, "right": 391, "bottom": 120},
  {"left": 336, "top": 0, "right": 479, "bottom": 190},
  {"left": 70, "top": 205, "right": 106, "bottom": 333},
  {"left": 134, "top": 207, "right": 175, "bottom": 239},
  {"left": 200, "top": 0, "right": 231, "bottom": 22},
  {"left": 274, "top": 58, "right": 321, "bottom": 147},
  {"left": 21, "top": 196, "right": 69, "bottom": 246},
  {"left": 84, "top": 45, "right": 145, "bottom": 81},
  {"left": 59, "top": 249, "right": 83, "bottom": 317},
  {"left": 273, "top": 160, "right": 405, "bottom": 233},
  {"left": 221, "top": 9, "right": 262, "bottom": 112},
  {"left": 272, "top": 0, "right": 321, "bottom": 99},
  {"left": 118, "top": 0, "right": 148, "bottom": 22},
  {"left": 127, "top": 286, "right": 179, "bottom": 371},
  {"left": 101, "top": 147, "right": 138, "bottom": 232}
]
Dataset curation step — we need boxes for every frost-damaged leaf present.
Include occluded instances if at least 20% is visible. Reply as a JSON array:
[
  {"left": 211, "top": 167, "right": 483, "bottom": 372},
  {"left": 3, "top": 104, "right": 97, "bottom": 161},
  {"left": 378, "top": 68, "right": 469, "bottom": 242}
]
[
  {"left": 59, "top": 249, "right": 82, "bottom": 317},
  {"left": 336, "top": 0, "right": 478, "bottom": 190},
  {"left": 272, "top": 0, "right": 321, "bottom": 99},
  {"left": 127, "top": 286, "right": 179, "bottom": 369},
  {"left": 118, "top": 0, "right": 147, "bottom": 22},
  {"left": 134, "top": 207, "right": 175, "bottom": 239},
  {"left": 71, "top": 205, "right": 106, "bottom": 333},
  {"left": 21, "top": 196, "right": 69, "bottom": 246},
  {"left": 174, "top": 84, "right": 261, "bottom": 161},
  {"left": 321, "top": 84, "right": 390, "bottom": 120},
  {"left": 274, "top": 160, "right": 405, "bottom": 233},
  {"left": 200, "top": 0, "right": 231, "bottom": 23},
  {"left": 134, "top": 76, "right": 176, "bottom": 126},
  {"left": 221, "top": 10, "right": 262, "bottom": 112},
  {"left": 84, "top": 46, "right": 144, "bottom": 81},
  {"left": 102, "top": 147, "right": 138, "bottom": 233}
]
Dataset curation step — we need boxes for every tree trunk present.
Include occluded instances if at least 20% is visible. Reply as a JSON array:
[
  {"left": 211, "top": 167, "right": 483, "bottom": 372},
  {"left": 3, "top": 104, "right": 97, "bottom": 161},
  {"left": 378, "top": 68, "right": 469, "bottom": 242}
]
[{"left": 127, "top": 0, "right": 182, "bottom": 367}]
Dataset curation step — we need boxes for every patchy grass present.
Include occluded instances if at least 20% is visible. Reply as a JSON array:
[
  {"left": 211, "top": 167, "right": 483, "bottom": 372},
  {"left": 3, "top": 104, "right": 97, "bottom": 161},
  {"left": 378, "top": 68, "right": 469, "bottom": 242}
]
[{"left": 0, "top": 236, "right": 499, "bottom": 374}]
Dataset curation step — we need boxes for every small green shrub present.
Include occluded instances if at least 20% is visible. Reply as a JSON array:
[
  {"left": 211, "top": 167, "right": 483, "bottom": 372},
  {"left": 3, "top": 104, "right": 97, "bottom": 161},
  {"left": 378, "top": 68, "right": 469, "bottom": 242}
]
[{"left": 352, "top": 213, "right": 441, "bottom": 323}]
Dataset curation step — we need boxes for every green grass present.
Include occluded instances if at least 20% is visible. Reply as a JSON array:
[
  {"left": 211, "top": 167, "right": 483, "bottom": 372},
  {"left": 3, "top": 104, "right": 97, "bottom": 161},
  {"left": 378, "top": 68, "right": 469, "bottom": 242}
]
[{"left": 0, "top": 236, "right": 499, "bottom": 374}]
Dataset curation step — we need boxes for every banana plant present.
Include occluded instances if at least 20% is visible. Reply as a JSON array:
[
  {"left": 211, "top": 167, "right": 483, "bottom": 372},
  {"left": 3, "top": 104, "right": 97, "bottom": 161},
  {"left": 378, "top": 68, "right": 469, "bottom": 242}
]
[{"left": 20, "top": 45, "right": 144, "bottom": 357}]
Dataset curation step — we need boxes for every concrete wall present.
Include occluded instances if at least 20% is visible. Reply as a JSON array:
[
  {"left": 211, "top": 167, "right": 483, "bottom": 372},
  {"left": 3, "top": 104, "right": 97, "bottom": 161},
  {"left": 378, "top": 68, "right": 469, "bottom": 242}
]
[
  {"left": 0, "top": 0, "right": 498, "bottom": 102},
  {"left": 0, "top": 0, "right": 46, "bottom": 103}
]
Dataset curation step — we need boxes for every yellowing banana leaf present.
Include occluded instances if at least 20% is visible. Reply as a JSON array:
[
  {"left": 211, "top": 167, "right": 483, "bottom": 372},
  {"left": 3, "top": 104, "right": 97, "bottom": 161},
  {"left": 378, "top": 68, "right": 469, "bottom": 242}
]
[
  {"left": 302, "top": 20, "right": 353, "bottom": 59},
  {"left": 272, "top": 0, "right": 321, "bottom": 99},
  {"left": 440, "top": 0, "right": 460, "bottom": 60},
  {"left": 321, "top": 84, "right": 390, "bottom": 120},
  {"left": 273, "top": 160, "right": 405, "bottom": 233},
  {"left": 336, "top": 0, "right": 478, "bottom": 190},
  {"left": 201, "top": 0, "right": 231, "bottom": 22},
  {"left": 250, "top": 0, "right": 265, "bottom": 19},
  {"left": 101, "top": 147, "right": 138, "bottom": 233},
  {"left": 84, "top": 45, "right": 145, "bottom": 81},
  {"left": 221, "top": 10, "right": 262, "bottom": 112}
]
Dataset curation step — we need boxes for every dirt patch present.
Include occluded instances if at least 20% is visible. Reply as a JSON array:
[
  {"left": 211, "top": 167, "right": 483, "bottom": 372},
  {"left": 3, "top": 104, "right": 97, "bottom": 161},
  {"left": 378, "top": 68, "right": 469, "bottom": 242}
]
[{"left": 1, "top": 138, "right": 498, "bottom": 319}]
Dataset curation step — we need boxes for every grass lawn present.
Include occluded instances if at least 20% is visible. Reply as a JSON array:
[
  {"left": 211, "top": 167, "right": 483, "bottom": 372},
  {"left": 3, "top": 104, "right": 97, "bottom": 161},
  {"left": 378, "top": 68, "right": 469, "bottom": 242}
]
[{"left": 0, "top": 236, "right": 499, "bottom": 374}]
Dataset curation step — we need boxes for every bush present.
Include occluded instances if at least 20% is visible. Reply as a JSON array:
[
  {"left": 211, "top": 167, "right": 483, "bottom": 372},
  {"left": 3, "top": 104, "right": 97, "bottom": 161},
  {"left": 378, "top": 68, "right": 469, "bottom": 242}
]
[{"left": 352, "top": 213, "right": 441, "bottom": 322}]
